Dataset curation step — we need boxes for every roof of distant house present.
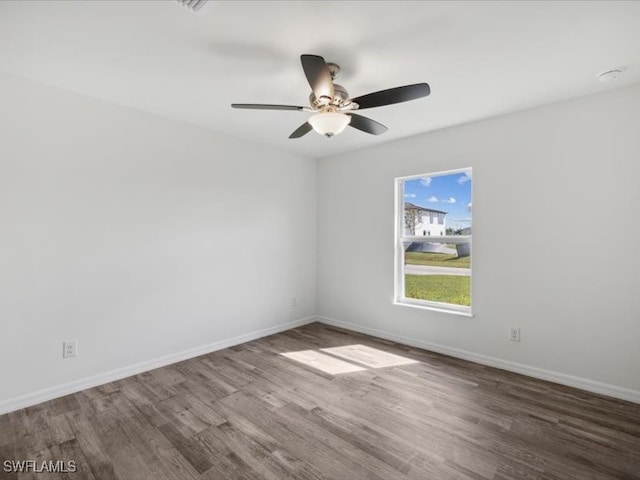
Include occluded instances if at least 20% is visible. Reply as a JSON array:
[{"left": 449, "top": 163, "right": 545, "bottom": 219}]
[{"left": 404, "top": 202, "right": 448, "bottom": 215}]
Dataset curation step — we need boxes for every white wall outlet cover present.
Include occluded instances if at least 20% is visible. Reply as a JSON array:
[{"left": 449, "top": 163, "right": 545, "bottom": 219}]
[
  {"left": 509, "top": 328, "right": 521, "bottom": 342},
  {"left": 63, "top": 341, "right": 78, "bottom": 358}
]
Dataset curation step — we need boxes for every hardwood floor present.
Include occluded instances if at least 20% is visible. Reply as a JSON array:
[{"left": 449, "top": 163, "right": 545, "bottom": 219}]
[{"left": 1, "top": 322, "right": 639, "bottom": 479}]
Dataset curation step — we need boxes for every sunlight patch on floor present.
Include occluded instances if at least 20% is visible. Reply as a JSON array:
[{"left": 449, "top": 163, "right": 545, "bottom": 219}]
[
  {"left": 281, "top": 350, "right": 366, "bottom": 375},
  {"left": 321, "top": 344, "right": 419, "bottom": 368},
  {"left": 281, "top": 344, "right": 419, "bottom": 375}
]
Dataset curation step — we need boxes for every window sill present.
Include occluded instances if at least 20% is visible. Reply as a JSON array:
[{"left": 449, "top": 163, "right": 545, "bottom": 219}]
[{"left": 393, "top": 300, "right": 475, "bottom": 318}]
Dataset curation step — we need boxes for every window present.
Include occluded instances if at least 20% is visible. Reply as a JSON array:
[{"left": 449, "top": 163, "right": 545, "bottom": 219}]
[{"left": 395, "top": 168, "right": 472, "bottom": 315}]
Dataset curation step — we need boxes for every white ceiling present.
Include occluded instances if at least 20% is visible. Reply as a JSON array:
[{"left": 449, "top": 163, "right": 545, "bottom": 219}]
[{"left": 1, "top": 1, "right": 639, "bottom": 159}]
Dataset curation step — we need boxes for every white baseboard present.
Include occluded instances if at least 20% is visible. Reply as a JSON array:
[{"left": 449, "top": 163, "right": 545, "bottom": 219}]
[
  {"left": 316, "top": 315, "right": 640, "bottom": 404},
  {"left": 0, "top": 316, "right": 316, "bottom": 415},
  {"left": 4, "top": 314, "right": 637, "bottom": 414}
]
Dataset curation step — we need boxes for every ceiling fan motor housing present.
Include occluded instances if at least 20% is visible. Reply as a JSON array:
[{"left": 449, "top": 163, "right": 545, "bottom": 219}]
[{"left": 309, "top": 83, "right": 350, "bottom": 109}]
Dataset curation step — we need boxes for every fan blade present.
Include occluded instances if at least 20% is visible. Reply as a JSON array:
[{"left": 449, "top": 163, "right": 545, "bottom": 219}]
[
  {"left": 231, "top": 104, "right": 304, "bottom": 111},
  {"left": 347, "top": 113, "right": 388, "bottom": 135},
  {"left": 300, "top": 54, "right": 334, "bottom": 101},
  {"left": 289, "top": 122, "right": 313, "bottom": 139},
  {"left": 350, "top": 83, "right": 430, "bottom": 110}
]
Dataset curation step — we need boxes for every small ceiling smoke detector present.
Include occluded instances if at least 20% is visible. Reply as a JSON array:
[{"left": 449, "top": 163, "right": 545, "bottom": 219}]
[
  {"left": 176, "top": 0, "right": 208, "bottom": 12},
  {"left": 597, "top": 69, "right": 623, "bottom": 83}
]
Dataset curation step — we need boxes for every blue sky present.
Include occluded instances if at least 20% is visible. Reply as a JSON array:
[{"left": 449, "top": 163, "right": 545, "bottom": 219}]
[{"left": 403, "top": 170, "right": 472, "bottom": 229}]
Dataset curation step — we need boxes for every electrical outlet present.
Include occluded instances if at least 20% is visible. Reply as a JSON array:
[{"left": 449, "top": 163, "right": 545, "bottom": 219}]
[
  {"left": 509, "top": 328, "right": 520, "bottom": 342},
  {"left": 63, "top": 340, "right": 78, "bottom": 358},
  {"left": 292, "top": 297, "right": 297, "bottom": 307}
]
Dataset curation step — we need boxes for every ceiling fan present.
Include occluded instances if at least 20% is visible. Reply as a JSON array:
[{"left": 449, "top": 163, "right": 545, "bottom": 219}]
[{"left": 231, "top": 54, "right": 430, "bottom": 139}]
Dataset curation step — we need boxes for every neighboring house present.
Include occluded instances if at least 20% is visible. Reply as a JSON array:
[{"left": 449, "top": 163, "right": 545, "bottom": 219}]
[{"left": 404, "top": 202, "right": 447, "bottom": 236}]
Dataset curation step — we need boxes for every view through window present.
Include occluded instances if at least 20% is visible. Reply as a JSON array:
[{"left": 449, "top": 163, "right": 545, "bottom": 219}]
[{"left": 395, "top": 168, "right": 472, "bottom": 314}]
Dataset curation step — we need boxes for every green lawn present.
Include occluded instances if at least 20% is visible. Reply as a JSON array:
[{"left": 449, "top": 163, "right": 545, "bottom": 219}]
[
  {"left": 405, "top": 252, "right": 470, "bottom": 268},
  {"left": 405, "top": 274, "right": 470, "bottom": 306}
]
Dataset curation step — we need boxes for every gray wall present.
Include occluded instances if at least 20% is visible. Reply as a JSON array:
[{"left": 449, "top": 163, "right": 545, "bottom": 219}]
[
  {"left": 2, "top": 69, "right": 639, "bottom": 410},
  {"left": 317, "top": 84, "right": 640, "bottom": 396},
  {"left": 0, "top": 72, "right": 317, "bottom": 407}
]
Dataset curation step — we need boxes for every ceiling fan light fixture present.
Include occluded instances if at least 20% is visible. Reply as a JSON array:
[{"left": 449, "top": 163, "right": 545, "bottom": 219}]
[
  {"left": 232, "top": 54, "right": 430, "bottom": 139},
  {"left": 308, "top": 112, "right": 351, "bottom": 137}
]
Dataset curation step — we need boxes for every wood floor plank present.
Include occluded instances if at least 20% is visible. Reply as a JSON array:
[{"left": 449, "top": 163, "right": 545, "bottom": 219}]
[{"left": 1, "top": 322, "right": 639, "bottom": 479}]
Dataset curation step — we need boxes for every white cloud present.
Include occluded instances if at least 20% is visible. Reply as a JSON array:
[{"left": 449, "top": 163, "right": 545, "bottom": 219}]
[
  {"left": 427, "top": 196, "right": 438, "bottom": 203},
  {"left": 442, "top": 197, "right": 457, "bottom": 204},
  {"left": 457, "top": 172, "right": 472, "bottom": 184},
  {"left": 404, "top": 193, "right": 416, "bottom": 198},
  {"left": 420, "top": 177, "right": 432, "bottom": 187}
]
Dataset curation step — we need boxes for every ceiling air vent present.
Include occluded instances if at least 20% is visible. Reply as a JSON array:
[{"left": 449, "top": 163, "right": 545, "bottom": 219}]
[{"left": 175, "top": 0, "right": 208, "bottom": 12}]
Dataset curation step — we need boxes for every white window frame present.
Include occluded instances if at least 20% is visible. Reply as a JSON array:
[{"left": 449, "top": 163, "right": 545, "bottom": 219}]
[{"left": 394, "top": 168, "right": 473, "bottom": 316}]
